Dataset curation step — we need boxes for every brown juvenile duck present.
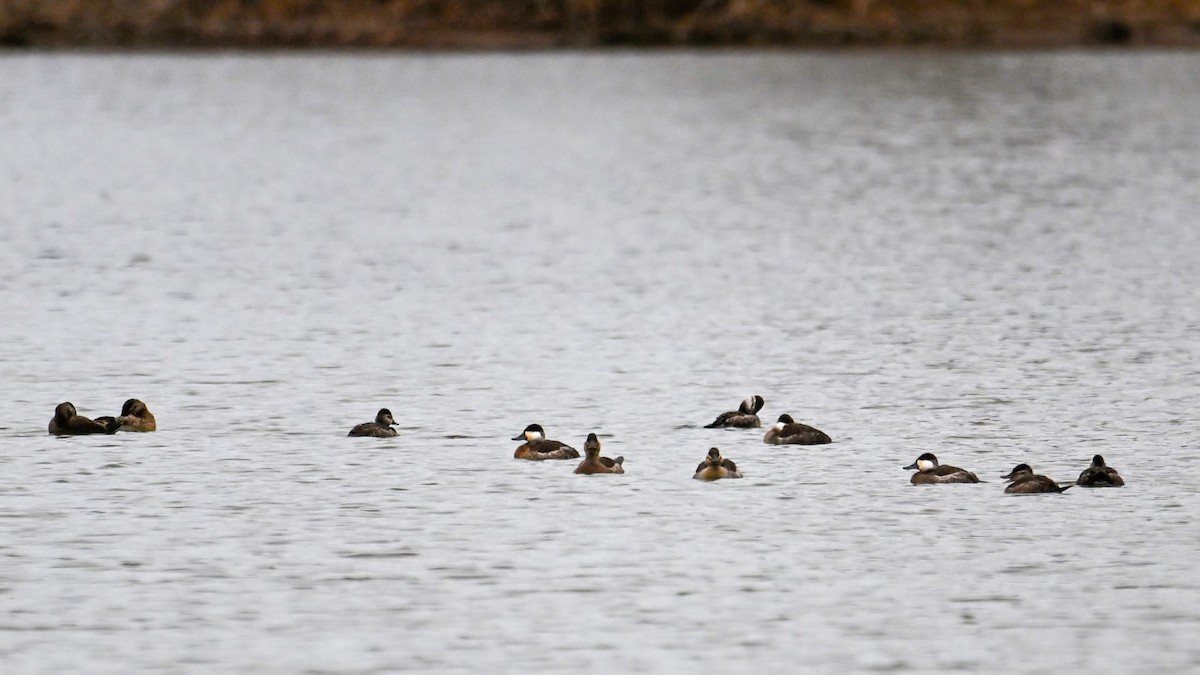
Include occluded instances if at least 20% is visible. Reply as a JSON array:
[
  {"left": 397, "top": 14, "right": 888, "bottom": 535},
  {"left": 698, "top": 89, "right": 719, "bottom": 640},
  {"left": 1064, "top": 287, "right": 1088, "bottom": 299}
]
[
  {"left": 512, "top": 424, "right": 579, "bottom": 460},
  {"left": 763, "top": 414, "right": 832, "bottom": 445},
  {"left": 693, "top": 447, "right": 742, "bottom": 481},
  {"left": 1075, "top": 455, "right": 1125, "bottom": 487},
  {"left": 574, "top": 433, "right": 624, "bottom": 475},
  {"left": 1002, "top": 463, "right": 1072, "bottom": 494},
  {"left": 116, "top": 398, "right": 157, "bottom": 432},
  {"left": 704, "top": 395, "right": 765, "bottom": 428},
  {"left": 348, "top": 408, "right": 398, "bottom": 437},
  {"left": 48, "top": 402, "right": 119, "bottom": 435}
]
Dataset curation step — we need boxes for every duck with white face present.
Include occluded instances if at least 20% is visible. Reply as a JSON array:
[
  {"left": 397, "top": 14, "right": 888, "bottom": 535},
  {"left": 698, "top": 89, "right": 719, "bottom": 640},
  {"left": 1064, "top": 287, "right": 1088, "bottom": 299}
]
[
  {"left": 1075, "top": 455, "right": 1124, "bottom": 487},
  {"left": 704, "top": 395, "right": 765, "bottom": 429},
  {"left": 512, "top": 424, "right": 579, "bottom": 460},
  {"left": 903, "top": 452, "right": 979, "bottom": 484},
  {"left": 48, "top": 402, "right": 119, "bottom": 435},
  {"left": 763, "top": 414, "right": 832, "bottom": 445},
  {"left": 693, "top": 447, "right": 742, "bottom": 481},
  {"left": 574, "top": 433, "right": 624, "bottom": 474},
  {"left": 348, "top": 408, "right": 398, "bottom": 437},
  {"left": 1002, "top": 463, "right": 1072, "bottom": 494}
]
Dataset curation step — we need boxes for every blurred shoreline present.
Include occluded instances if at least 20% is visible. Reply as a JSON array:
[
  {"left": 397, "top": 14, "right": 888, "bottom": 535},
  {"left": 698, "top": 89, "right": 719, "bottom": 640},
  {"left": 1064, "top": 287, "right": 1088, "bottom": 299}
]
[{"left": 3, "top": 1, "right": 1200, "bottom": 50}]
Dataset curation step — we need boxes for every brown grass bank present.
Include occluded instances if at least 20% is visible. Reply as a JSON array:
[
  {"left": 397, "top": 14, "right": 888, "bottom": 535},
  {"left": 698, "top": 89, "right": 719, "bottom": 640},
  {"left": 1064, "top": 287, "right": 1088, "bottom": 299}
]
[{"left": 2, "top": 1, "right": 1200, "bottom": 49}]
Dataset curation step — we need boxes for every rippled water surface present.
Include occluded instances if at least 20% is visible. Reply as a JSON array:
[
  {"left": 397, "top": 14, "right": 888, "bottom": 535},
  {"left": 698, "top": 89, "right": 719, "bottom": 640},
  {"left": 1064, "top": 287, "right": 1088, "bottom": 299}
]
[{"left": 2, "top": 51, "right": 1199, "bottom": 673}]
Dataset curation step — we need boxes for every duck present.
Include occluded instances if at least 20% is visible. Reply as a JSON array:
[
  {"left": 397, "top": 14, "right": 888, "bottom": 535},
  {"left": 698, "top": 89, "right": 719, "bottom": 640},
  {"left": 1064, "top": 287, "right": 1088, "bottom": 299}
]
[
  {"left": 704, "top": 395, "right": 765, "bottom": 428},
  {"left": 512, "top": 424, "right": 579, "bottom": 460},
  {"left": 1002, "top": 463, "right": 1072, "bottom": 494},
  {"left": 48, "top": 402, "right": 119, "bottom": 435},
  {"left": 574, "top": 433, "right": 624, "bottom": 474},
  {"left": 1075, "top": 455, "right": 1125, "bottom": 487},
  {"left": 763, "top": 413, "right": 831, "bottom": 445},
  {"left": 693, "top": 447, "right": 742, "bottom": 481},
  {"left": 116, "top": 398, "right": 156, "bottom": 432},
  {"left": 348, "top": 408, "right": 398, "bottom": 437},
  {"left": 903, "top": 452, "right": 979, "bottom": 484}
]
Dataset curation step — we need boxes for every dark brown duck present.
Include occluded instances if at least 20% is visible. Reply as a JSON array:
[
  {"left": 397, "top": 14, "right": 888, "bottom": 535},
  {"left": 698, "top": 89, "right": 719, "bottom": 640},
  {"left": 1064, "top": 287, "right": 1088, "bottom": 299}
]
[
  {"left": 704, "top": 395, "right": 765, "bottom": 428},
  {"left": 48, "top": 402, "right": 119, "bottom": 435},
  {"left": 348, "top": 408, "right": 398, "bottom": 437},
  {"left": 763, "top": 414, "right": 831, "bottom": 445}
]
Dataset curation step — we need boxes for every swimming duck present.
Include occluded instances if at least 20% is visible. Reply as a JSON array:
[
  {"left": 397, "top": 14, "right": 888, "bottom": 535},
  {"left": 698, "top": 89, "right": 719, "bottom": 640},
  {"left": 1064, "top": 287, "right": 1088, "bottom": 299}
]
[
  {"left": 903, "top": 452, "right": 979, "bottom": 484},
  {"left": 48, "top": 402, "right": 119, "bottom": 435},
  {"left": 512, "top": 424, "right": 579, "bottom": 460},
  {"left": 704, "top": 395, "right": 765, "bottom": 428},
  {"left": 116, "top": 398, "right": 156, "bottom": 432},
  {"left": 348, "top": 408, "right": 398, "bottom": 437},
  {"left": 1076, "top": 455, "right": 1125, "bottom": 487},
  {"left": 1002, "top": 463, "right": 1072, "bottom": 494},
  {"left": 574, "top": 433, "right": 624, "bottom": 474},
  {"left": 693, "top": 447, "right": 742, "bottom": 481},
  {"left": 763, "top": 414, "right": 831, "bottom": 445}
]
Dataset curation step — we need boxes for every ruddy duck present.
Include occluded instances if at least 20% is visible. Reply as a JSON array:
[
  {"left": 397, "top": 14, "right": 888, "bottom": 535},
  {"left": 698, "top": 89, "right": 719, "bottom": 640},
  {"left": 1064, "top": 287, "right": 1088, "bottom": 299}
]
[
  {"left": 1076, "top": 455, "right": 1125, "bottom": 487},
  {"left": 48, "top": 402, "right": 119, "bottom": 435},
  {"left": 574, "top": 433, "right": 624, "bottom": 474},
  {"left": 1002, "top": 463, "right": 1071, "bottom": 494},
  {"left": 512, "top": 424, "right": 579, "bottom": 460},
  {"left": 763, "top": 414, "right": 831, "bottom": 445},
  {"left": 903, "top": 452, "right": 979, "bottom": 484},
  {"left": 348, "top": 409, "right": 398, "bottom": 437},
  {"left": 116, "top": 398, "right": 156, "bottom": 432},
  {"left": 704, "top": 395, "right": 765, "bottom": 428},
  {"left": 693, "top": 447, "right": 742, "bottom": 481}
]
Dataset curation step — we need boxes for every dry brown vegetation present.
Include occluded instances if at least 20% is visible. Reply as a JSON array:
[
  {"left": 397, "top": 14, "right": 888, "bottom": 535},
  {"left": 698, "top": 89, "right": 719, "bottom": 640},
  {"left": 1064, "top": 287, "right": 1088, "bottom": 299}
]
[{"left": 2, "top": 0, "right": 1200, "bottom": 48}]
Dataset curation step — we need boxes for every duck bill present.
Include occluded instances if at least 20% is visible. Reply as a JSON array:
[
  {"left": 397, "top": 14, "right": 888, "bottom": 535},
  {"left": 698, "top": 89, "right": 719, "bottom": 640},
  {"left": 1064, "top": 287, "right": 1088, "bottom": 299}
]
[
  {"left": 511, "top": 433, "right": 526, "bottom": 441},
  {"left": 903, "top": 461, "right": 918, "bottom": 471}
]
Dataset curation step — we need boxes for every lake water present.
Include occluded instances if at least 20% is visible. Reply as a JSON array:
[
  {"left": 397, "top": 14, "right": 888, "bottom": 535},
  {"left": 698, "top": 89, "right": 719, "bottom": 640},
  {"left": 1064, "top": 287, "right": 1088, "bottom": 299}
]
[{"left": 1, "top": 51, "right": 1198, "bottom": 673}]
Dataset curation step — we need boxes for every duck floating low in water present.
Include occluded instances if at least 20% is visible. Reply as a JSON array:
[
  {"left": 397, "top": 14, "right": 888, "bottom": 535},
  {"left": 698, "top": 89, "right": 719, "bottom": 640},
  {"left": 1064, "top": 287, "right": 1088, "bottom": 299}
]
[
  {"left": 1002, "top": 464, "right": 1072, "bottom": 494},
  {"left": 116, "top": 398, "right": 156, "bottom": 432},
  {"left": 763, "top": 414, "right": 831, "bottom": 445},
  {"left": 574, "top": 433, "right": 624, "bottom": 474},
  {"left": 512, "top": 424, "right": 579, "bottom": 460},
  {"left": 348, "top": 408, "right": 398, "bottom": 437},
  {"left": 48, "top": 402, "right": 119, "bottom": 435},
  {"left": 693, "top": 447, "right": 742, "bottom": 481},
  {"left": 903, "top": 452, "right": 979, "bottom": 484},
  {"left": 1075, "top": 455, "right": 1124, "bottom": 487},
  {"left": 704, "top": 395, "right": 765, "bottom": 428}
]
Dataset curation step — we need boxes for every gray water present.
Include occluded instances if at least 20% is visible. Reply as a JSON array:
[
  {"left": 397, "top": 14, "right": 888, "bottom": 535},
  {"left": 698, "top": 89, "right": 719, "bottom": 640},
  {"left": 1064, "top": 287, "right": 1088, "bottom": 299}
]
[{"left": 1, "top": 51, "right": 1198, "bottom": 673}]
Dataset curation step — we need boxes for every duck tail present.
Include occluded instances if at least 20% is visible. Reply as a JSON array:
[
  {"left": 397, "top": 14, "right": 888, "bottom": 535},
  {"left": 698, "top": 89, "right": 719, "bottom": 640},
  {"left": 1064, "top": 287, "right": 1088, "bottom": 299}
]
[
  {"left": 615, "top": 456, "right": 625, "bottom": 465},
  {"left": 96, "top": 416, "right": 121, "bottom": 434}
]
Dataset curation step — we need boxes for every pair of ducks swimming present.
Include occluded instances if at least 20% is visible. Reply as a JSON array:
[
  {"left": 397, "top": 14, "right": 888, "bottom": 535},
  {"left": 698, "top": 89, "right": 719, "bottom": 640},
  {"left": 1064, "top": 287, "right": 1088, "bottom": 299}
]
[
  {"left": 904, "top": 453, "right": 1125, "bottom": 492},
  {"left": 511, "top": 424, "right": 742, "bottom": 480},
  {"left": 511, "top": 425, "right": 624, "bottom": 474},
  {"left": 705, "top": 395, "right": 833, "bottom": 445},
  {"left": 48, "top": 400, "right": 157, "bottom": 435}
]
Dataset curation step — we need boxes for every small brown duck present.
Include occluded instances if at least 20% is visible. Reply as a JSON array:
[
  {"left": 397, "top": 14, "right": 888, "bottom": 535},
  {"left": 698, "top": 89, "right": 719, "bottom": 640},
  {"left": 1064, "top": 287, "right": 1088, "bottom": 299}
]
[
  {"left": 693, "top": 447, "right": 742, "bottom": 481},
  {"left": 574, "top": 433, "right": 624, "bottom": 474},
  {"left": 903, "top": 452, "right": 979, "bottom": 484},
  {"left": 704, "top": 395, "right": 765, "bottom": 428},
  {"left": 116, "top": 398, "right": 156, "bottom": 432},
  {"left": 512, "top": 424, "right": 579, "bottom": 460},
  {"left": 763, "top": 414, "right": 832, "bottom": 445},
  {"left": 1002, "top": 463, "right": 1072, "bottom": 494},
  {"left": 48, "top": 402, "right": 119, "bottom": 435},
  {"left": 1075, "top": 455, "right": 1125, "bottom": 487},
  {"left": 348, "top": 409, "right": 398, "bottom": 437}
]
